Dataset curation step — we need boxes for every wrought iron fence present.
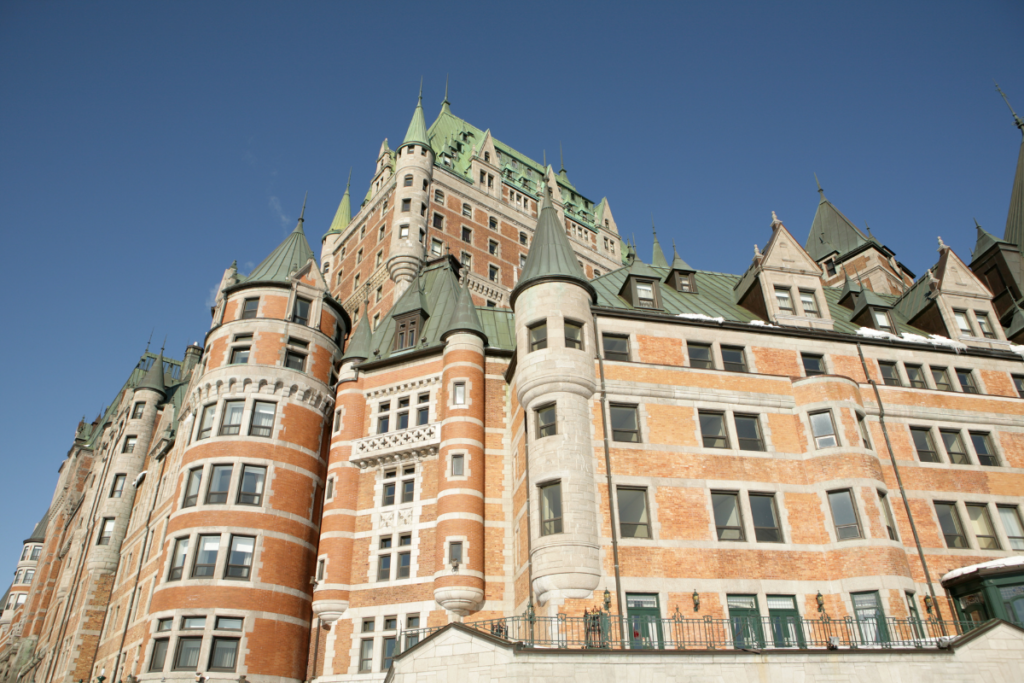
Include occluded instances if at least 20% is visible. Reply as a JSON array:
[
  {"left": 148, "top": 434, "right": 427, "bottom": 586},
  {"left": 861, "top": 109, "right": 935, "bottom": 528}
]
[{"left": 459, "top": 613, "right": 1004, "bottom": 651}]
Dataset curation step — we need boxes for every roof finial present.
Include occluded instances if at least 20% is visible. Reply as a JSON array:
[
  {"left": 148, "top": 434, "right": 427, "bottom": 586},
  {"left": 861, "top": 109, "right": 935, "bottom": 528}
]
[
  {"left": 559, "top": 142, "right": 565, "bottom": 173},
  {"left": 771, "top": 211, "right": 783, "bottom": 228},
  {"left": 160, "top": 335, "right": 166, "bottom": 355},
  {"left": 651, "top": 214, "right": 656, "bottom": 236},
  {"left": 299, "top": 192, "right": 307, "bottom": 222},
  {"left": 937, "top": 235, "right": 947, "bottom": 251},
  {"left": 418, "top": 76, "right": 423, "bottom": 104},
  {"left": 145, "top": 328, "right": 153, "bottom": 354},
  {"left": 995, "top": 81, "right": 1024, "bottom": 131},
  {"left": 754, "top": 243, "right": 761, "bottom": 258},
  {"left": 346, "top": 167, "right": 352, "bottom": 190},
  {"left": 543, "top": 149, "right": 546, "bottom": 168},
  {"left": 865, "top": 222, "right": 874, "bottom": 238},
  {"left": 814, "top": 172, "right": 826, "bottom": 201},
  {"left": 443, "top": 73, "right": 449, "bottom": 105},
  {"left": 974, "top": 217, "right": 982, "bottom": 230}
]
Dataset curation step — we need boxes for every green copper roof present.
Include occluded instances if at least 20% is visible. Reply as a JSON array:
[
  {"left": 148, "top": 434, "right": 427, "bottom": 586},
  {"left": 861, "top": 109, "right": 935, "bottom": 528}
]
[
  {"left": 401, "top": 92, "right": 430, "bottom": 150},
  {"left": 342, "top": 309, "right": 373, "bottom": 362},
  {"left": 244, "top": 212, "right": 316, "bottom": 285},
  {"left": 839, "top": 271, "right": 862, "bottom": 303},
  {"left": 805, "top": 187, "right": 869, "bottom": 261},
  {"left": 651, "top": 226, "right": 669, "bottom": 267},
  {"left": 323, "top": 172, "right": 352, "bottom": 239},
  {"left": 973, "top": 220, "right": 1012, "bottom": 259},
  {"left": 625, "top": 254, "right": 663, "bottom": 280},
  {"left": 511, "top": 182, "right": 595, "bottom": 306},
  {"left": 25, "top": 507, "right": 50, "bottom": 544},
  {"left": 670, "top": 242, "right": 693, "bottom": 272},
  {"left": 136, "top": 350, "right": 167, "bottom": 397},
  {"left": 476, "top": 307, "right": 515, "bottom": 349},
  {"left": 1005, "top": 133, "right": 1024, "bottom": 251},
  {"left": 851, "top": 287, "right": 893, "bottom": 318},
  {"left": 392, "top": 275, "right": 431, "bottom": 318},
  {"left": 441, "top": 277, "right": 487, "bottom": 342},
  {"left": 1004, "top": 300, "right": 1024, "bottom": 340}
]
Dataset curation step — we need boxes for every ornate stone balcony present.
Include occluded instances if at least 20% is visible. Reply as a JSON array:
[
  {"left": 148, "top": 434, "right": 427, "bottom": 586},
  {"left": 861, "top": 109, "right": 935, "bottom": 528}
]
[{"left": 350, "top": 423, "right": 440, "bottom": 469}]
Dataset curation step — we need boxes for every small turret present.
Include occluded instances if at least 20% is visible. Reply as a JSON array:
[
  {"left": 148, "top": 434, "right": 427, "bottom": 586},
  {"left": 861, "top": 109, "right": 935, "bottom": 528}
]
[{"left": 136, "top": 349, "right": 166, "bottom": 398}]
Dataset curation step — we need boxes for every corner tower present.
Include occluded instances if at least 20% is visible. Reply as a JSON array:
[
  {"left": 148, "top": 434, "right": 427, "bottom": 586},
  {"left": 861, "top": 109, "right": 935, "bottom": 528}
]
[
  {"left": 510, "top": 181, "right": 601, "bottom": 607},
  {"left": 386, "top": 89, "right": 434, "bottom": 297}
]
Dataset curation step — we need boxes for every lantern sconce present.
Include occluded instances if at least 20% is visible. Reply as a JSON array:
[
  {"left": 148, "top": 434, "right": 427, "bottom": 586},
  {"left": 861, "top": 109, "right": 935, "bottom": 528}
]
[
  {"left": 692, "top": 590, "right": 700, "bottom": 612},
  {"left": 924, "top": 595, "right": 933, "bottom": 614},
  {"left": 603, "top": 588, "right": 612, "bottom": 612},
  {"left": 816, "top": 591, "right": 825, "bottom": 613}
]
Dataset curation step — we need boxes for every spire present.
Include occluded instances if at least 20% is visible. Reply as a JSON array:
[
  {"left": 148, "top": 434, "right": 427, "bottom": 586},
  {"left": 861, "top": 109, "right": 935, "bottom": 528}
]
[
  {"left": 137, "top": 347, "right": 167, "bottom": 398},
  {"left": 559, "top": 142, "right": 566, "bottom": 174},
  {"left": 324, "top": 169, "right": 353, "bottom": 238},
  {"left": 298, "top": 191, "right": 307, "bottom": 224},
  {"left": 442, "top": 277, "right": 487, "bottom": 343},
  {"left": 973, "top": 217, "right": 1012, "bottom": 259},
  {"left": 341, "top": 309, "right": 373, "bottom": 363},
  {"left": 651, "top": 218, "right": 668, "bottom": 267},
  {"left": 510, "top": 182, "right": 595, "bottom": 307},
  {"left": 245, "top": 196, "right": 316, "bottom": 284},
  {"left": 670, "top": 239, "right": 693, "bottom": 271},
  {"left": 998, "top": 84, "right": 1024, "bottom": 249},
  {"left": 805, "top": 181, "right": 869, "bottom": 261},
  {"left": 401, "top": 81, "right": 430, "bottom": 150},
  {"left": 441, "top": 74, "right": 451, "bottom": 113},
  {"left": 815, "top": 172, "right": 825, "bottom": 202}
]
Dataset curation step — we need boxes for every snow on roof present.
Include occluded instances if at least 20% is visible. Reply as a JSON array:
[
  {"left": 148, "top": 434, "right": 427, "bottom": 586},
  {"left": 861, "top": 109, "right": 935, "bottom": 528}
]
[{"left": 941, "top": 556, "right": 1024, "bottom": 584}]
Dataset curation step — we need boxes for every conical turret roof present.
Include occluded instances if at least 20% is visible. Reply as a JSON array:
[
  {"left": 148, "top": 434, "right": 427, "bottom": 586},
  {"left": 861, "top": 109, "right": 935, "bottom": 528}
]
[
  {"left": 401, "top": 88, "right": 430, "bottom": 150},
  {"left": 136, "top": 351, "right": 167, "bottom": 397},
  {"left": 245, "top": 202, "right": 316, "bottom": 284},
  {"left": 323, "top": 171, "right": 352, "bottom": 239},
  {"left": 973, "top": 220, "right": 1012, "bottom": 259},
  {"left": 510, "top": 176, "right": 595, "bottom": 306},
  {"left": 651, "top": 224, "right": 669, "bottom": 268},
  {"left": 1005, "top": 130, "right": 1024, "bottom": 251},
  {"left": 442, "top": 278, "right": 487, "bottom": 342},
  {"left": 805, "top": 183, "right": 868, "bottom": 261},
  {"left": 670, "top": 242, "right": 693, "bottom": 272},
  {"left": 341, "top": 310, "right": 373, "bottom": 363},
  {"left": 25, "top": 507, "right": 50, "bottom": 544}
]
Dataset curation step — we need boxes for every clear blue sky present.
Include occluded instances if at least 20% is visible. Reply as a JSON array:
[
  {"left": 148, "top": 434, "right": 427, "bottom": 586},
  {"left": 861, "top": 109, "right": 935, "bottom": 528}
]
[{"left": 0, "top": 1, "right": 1021, "bottom": 559}]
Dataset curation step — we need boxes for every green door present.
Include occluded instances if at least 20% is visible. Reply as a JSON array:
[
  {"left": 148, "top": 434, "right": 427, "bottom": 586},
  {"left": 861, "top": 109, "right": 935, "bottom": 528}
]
[
  {"left": 626, "top": 594, "right": 663, "bottom": 649},
  {"left": 766, "top": 595, "right": 805, "bottom": 648},
  {"left": 852, "top": 591, "right": 890, "bottom": 645},
  {"left": 727, "top": 595, "right": 765, "bottom": 648},
  {"left": 998, "top": 585, "right": 1024, "bottom": 625}
]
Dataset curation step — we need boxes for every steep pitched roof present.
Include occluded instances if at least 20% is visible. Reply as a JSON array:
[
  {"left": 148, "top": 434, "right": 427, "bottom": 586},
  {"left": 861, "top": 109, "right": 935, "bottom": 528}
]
[
  {"left": 323, "top": 172, "right": 352, "bottom": 239},
  {"left": 1005, "top": 131, "right": 1024, "bottom": 251},
  {"left": 342, "top": 310, "right": 373, "bottom": 362},
  {"left": 441, "top": 278, "right": 487, "bottom": 342},
  {"left": 510, "top": 181, "right": 595, "bottom": 306},
  {"left": 805, "top": 186, "right": 869, "bottom": 261},
  {"left": 401, "top": 92, "right": 430, "bottom": 150},
  {"left": 25, "top": 507, "right": 50, "bottom": 544},
  {"left": 244, "top": 211, "right": 316, "bottom": 285},
  {"left": 670, "top": 242, "right": 693, "bottom": 272},
  {"left": 651, "top": 227, "right": 669, "bottom": 267},
  {"left": 136, "top": 350, "right": 167, "bottom": 397},
  {"left": 1004, "top": 300, "right": 1024, "bottom": 340},
  {"left": 973, "top": 220, "right": 1012, "bottom": 258},
  {"left": 392, "top": 275, "right": 431, "bottom": 318}
]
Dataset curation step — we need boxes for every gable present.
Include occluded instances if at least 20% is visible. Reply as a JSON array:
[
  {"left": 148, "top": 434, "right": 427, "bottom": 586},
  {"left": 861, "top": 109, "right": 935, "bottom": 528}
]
[
  {"left": 935, "top": 248, "right": 995, "bottom": 299},
  {"left": 761, "top": 224, "right": 822, "bottom": 274}
]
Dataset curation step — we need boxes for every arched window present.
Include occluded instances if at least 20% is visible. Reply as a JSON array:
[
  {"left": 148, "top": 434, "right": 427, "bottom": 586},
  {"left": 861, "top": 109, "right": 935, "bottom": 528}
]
[{"left": 404, "top": 175, "right": 413, "bottom": 187}]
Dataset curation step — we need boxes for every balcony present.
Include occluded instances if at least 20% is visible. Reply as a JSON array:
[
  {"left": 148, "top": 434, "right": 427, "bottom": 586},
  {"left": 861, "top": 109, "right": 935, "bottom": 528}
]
[{"left": 350, "top": 423, "right": 440, "bottom": 469}]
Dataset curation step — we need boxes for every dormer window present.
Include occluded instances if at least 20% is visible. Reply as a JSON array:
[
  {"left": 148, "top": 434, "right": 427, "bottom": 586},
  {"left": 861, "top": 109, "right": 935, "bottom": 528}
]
[
  {"left": 636, "top": 281, "right": 656, "bottom": 308},
  {"left": 872, "top": 309, "right": 894, "bottom": 333},
  {"left": 293, "top": 298, "right": 311, "bottom": 327},
  {"left": 774, "top": 287, "right": 794, "bottom": 314},
  {"left": 394, "top": 313, "right": 420, "bottom": 352},
  {"left": 953, "top": 310, "right": 973, "bottom": 336},
  {"left": 676, "top": 273, "right": 693, "bottom": 292},
  {"left": 799, "top": 290, "right": 820, "bottom": 318},
  {"left": 825, "top": 260, "right": 837, "bottom": 276},
  {"left": 976, "top": 312, "right": 996, "bottom": 339}
]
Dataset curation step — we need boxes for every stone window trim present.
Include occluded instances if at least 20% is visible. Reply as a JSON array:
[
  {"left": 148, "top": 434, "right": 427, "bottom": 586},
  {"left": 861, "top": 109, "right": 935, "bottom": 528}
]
[
  {"left": 601, "top": 332, "right": 631, "bottom": 362},
  {"left": 147, "top": 612, "right": 249, "bottom": 674},
  {"left": 164, "top": 532, "right": 260, "bottom": 585},
  {"left": 447, "top": 451, "right": 470, "bottom": 480},
  {"left": 285, "top": 284, "right": 322, "bottom": 331},
  {"left": 685, "top": 341, "right": 758, "bottom": 373},
  {"left": 177, "top": 459, "right": 270, "bottom": 511},
  {"left": 827, "top": 488, "right": 864, "bottom": 541},
  {"left": 696, "top": 408, "right": 772, "bottom": 454},
  {"left": 800, "top": 353, "right": 827, "bottom": 377},
  {"left": 448, "top": 378, "right": 472, "bottom": 410},
  {"left": 443, "top": 536, "right": 470, "bottom": 571},
  {"left": 191, "top": 398, "right": 279, "bottom": 444}
]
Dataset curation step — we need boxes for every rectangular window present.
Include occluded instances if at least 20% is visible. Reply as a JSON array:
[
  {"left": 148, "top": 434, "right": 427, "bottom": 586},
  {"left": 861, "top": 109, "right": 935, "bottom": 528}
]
[
  {"left": 997, "top": 506, "right": 1024, "bottom": 550},
  {"left": 208, "top": 638, "right": 239, "bottom": 671},
  {"left": 397, "top": 552, "right": 411, "bottom": 578},
  {"left": 905, "top": 364, "right": 927, "bottom": 388},
  {"left": 453, "top": 382, "right": 466, "bottom": 406},
  {"left": 149, "top": 639, "right": 169, "bottom": 672},
  {"left": 940, "top": 430, "right": 970, "bottom": 465},
  {"left": 975, "top": 312, "right": 996, "bottom": 338},
  {"left": 359, "top": 640, "right": 373, "bottom": 672},
  {"left": 401, "top": 198, "right": 411, "bottom": 212},
  {"left": 362, "top": 618, "right": 375, "bottom": 633},
  {"left": 879, "top": 491, "right": 899, "bottom": 540},
  {"left": 206, "top": 464, "right": 233, "bottom": 504},
  {"left": 449, "top": 541, "right": 463, "bottom": 564},
  {"left": 285, "top": 350, "right": 305, "bottom": 371},
  {"left": 734, "top": 415, "right": 764, "bottom": 451},
  {"left": 98, "top": 518, "right": 115, "bottom": 545},
  {"left": 432, "top": 212, "right": 444, "bottom": 229},
  {"left": 461, "top": 251, "right": 472, "bottom": 268},
  {"left": 852, "top": 592, "right": 887, "bottom": 644},
  {"left": 712, "top": 492, "right": 744, "bottom": 541},
  {"left": 953, "top": 310, "right": 973, "bottom": 336},
  {"left": 229, "top": 346, "right": 249, "bottom": 365},
  {"left": 721, "top": 346, "right": 747, "bottom": 372},
  {"left": 219, "top": 400, "right": 244, "bottom": 436},
  {"left": 249, "top": 401, "right": 275, "bottom": 437},
  {"left": 617, "top": 488, "right": 650, "bottom": 538},
  {"left": 401, "top": 477, "right": 414, "bottom": 504},
  {"left": 564, "top": 321, "right": 583, "bottom": 350},
  {"left": 970, "top": 432, "right": 997, "bottom": 466},
  {"left": 911, "top": 427, "right": 939, "bottom": 462},
  {"left": 699, "top": 412, "right": 728, "bottom": 448},
  {"left": 377, "top": 401, "right": 391, "bottom": 434},
  {"left": 676, "top": 273, "right": 692, "bottom": 292},
  {"left": 110, "top": 474, "right": 126, "bottom": 498},
  {"left": 828, "top": 489, "right": 862, "bottom": 539},
  {"left": 132, "top": 402, "right": 145, "bottom": 419},
  {"left": 878, "top": 362, "right": 902, "bottom": 386},
  {"left": 536, "top": 404, "right": 556, "bottom": 438},
  {"left": 431, "top": 238, "right": 443, "bottom": 256},
  {"left": 602, "top": 334, "right": 629, "bottom": 361},
  {"left": 635, "top": 280, "right": 656, "bottom": 308},
  {"left": 451, "top": 454, "right": 464, "bottom": 476},
  {"left": 539, "top": 481, "right": 563, "bottom": 535},
  {"left": 529, "top": 321, "right": 547, "bottom": 352},
  {"left": 237, "top": 465, "right": 266, "bottom": 505},
  {"left": 1013, "top": 375, "right": 1024, "bottom": 398},
  {"left": 377, "top": 554, "right": 391, "bottom": 581},
  {"left": 488, "top": 238, "right": 498, "bottom": 255},
  {"left": 931, "top": 367, "right": 953, "bottom": 391},
  {"left": 382, "top": 637, "right": 397, "bottom": 670},
  {"left": 520, "top": 231, "right": 528, "bottom": 245},
  {"left": 488, "top": 264, "right": 499, "bottom": 282},
  {"left": 461, "top": 226, "right": 472, "bottom": 243},
  {"left": 462, "top": 203, "right": 472, "bottom": 217},
  {"left": 873, "top": 309, "right": 894, "bottom": 332},
  {"left": 774, "top": 287, "right": 793, "bottom": 313},
  {"left": 397, "top": 397, "right": 410, "bottom": 430},
  {"left": 123, "top": 436, "right": 137, "bottom": 453},
  {"left": 168, "top": 538, "right": 188, "bottom": 580},
  {"left": 382, "top": 479, "right": 395, "bottom": 506},
  {"left": 417, "top": 394, "right": 429, "bottom": 425},
  {"left": 935, "top": 502, "right": 967, "bottom": 548},
  {"left": 29, "top": 546, "right": 40, "bottom": 561},
  {"left": 858, "top": 416, "right": 873, "bottom": 449},
  {"left": 293, "top": 298, "right": 311, "bottom": 326},
  {"left": 956, "top": 369, "right": 978, "bottom": 394},
  {"left": 799, "top": 290, "right": 820, "bottom": 317},
  {"left": 802, "top": 354, "right": 825, "bottom": 376},
  {"left": 610, "top": 404, "right": 640, "bottom": 442},
  {"left": 810, "top": 411, "right": 838, "bottom": 449},
  {"left": 688, "top": 342, "right": 714, "bottom": 369},
  {"left": 182, "top": 616, "right": 206, "bottom": 630},
  {"left": 750, "top": 493, "right": 782, "bottom": 542},
  {"left": 192, "top": 534, "right": 220, "bottom": 577},
  {"left": 241, "top": 298, "right": 259, "bottom": 319},
  {"left": 966, "top": 504, "right": 1000, "bottom": 550}
]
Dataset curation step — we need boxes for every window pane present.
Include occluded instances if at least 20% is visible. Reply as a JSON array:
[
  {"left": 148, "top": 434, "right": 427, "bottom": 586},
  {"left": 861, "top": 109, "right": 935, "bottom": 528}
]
[
  {"left": 750, "top": 494, "right": 781, "bottom": 542},
  {"left": 802, "top": 355, "right": 824, "bottom": 376},
  {"left": 810, "top": 412, "right": 837, "bottom": 448},
  {"left": 932, "top": 368, "right": 952, "bottom": 391},
  {"left": 878, "top": 362, "right": 901, "bottom": 386},
  {"left": 721, "top": 346, "right": 746, "bottom": 372},
  {"left": 540, "top": 482, "right": 562, "bottom": 535},
  {"left": 453, "top": 383, "right": 466, "bottom": 405},
  {"left": 873, "top": 310, "right": 892, "bottom": 330},
  {"left": 249, "top": 402, "right": 275, "bottom": 437},
  {"left": 193, "top": 535, "right": 220, "bottom": 577},
  {"left": 734, "top": 415, "right": 764, "bottom": 451},
  {"left": 209, "top": 639, "right": 238, "bottom": 671},
  {"left": 237, "top": 466, "right": 265, "bottom": 505},
  {"left": 182, "top": 616, "right": 206, "bottom": 630},
  {"left": 956, "top": 370, "right": 977, "bottom": 393},
  {"left": 216, "top": 617, "right": 243, "bottom": 630},
  {"left": 800, "top": 291, "right": 819, "bottom": 316},
  {"left": 935, "top": 503, "right": 967, "bottom": 548},
  {"left": 905, "top": 365, "right": 926, "bottom": 388},
  {"left": 293, "top": 298, "right": 311, "bottom": 326},
  {"left": 689, "top": 343, "right": 713, "bottom": 368},
  {"left": 617, "top": 488, "right": 649, "bottom": 538},
  {"left": 377, "top": 554, "right": 391, "bottom": 581},
  {"left": 910, "top": 428, "right": 939, "bottom": 462},
  {"left": 700, "top": 413, "right": 727, "bottom": 448},
  {"left": 220, "top": 401, "right": 244, "bottom": 435},
  {"left": 169, "top": 538, "right": 189, "bottom": 579},
  {"left": 879, "top": 492, "right": 898, "bottom": 541},
  {"left": 207, "top": 465, "right": 232, "bottom": 504},
  {"left": 997, "top": 507, "right": 1024, "bottom": 550},
  {"left": 174, "top": 638, "right": 202, "bottom": 670},
  {"left": 537, "top": 405, "right": 556, "bottom": 438},
  {"left": 603, "top": 335, "right": 629, "bottom": 361},
  {"left": 712, "top": 493, "right": 743, "bottom": 541},
  {"left": 775, "top": 288, "right": 793, "bottom": 311},
  {"left": 565, "top": 321, "right": 583, "bottom": 350},
  {"left": 227, "top": 536, "right": 254, "bottom": 578},
  {"left": 954, "top": 311, "right": 972, "bottom": 335},
  {"left": 149, "top": 640, "right": 168, "bottom": 672},
  {"left": 967, "top": 505, "right": 1000, "bottom": 549},
  {"left": 451, "top": 454, "right": 464, "bottom": 476},
  {"left": 828, "top": 490, "right": 861, "bottom": 539},
  {"left": 529, "top": 323, "right": 547, "bottom": 352},
  {"left": 970, "top": 433, "right": 997, "bottom": 466},
  {"left": 940, "top": 431, "right": 969, "bottom": 465},
  {"left": 610, "top": 405, "right": 639, "bottom": 442}
]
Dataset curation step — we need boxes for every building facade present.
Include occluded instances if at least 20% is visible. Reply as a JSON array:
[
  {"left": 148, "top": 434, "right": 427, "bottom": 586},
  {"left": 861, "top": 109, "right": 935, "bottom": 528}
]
[{"left": 2, "top": 93, "right": 1024, "bottom": 683}]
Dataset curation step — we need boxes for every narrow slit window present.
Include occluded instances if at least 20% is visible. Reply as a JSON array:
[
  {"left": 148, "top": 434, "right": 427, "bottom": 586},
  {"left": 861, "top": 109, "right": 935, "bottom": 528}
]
[
  {"left": 539, "top": 481, "right": 563, "bottom": 535},
  {"left": 879, "top": 491, "right": 899, "bottom": 541}
]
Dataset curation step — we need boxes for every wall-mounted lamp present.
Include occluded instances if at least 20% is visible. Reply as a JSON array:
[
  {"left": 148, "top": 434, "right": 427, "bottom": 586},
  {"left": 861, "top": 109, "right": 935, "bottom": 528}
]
[
  {"left": 526, "top": 601, "right": 535, "bottom": 622},
  {"left": 924, "top": 595, "right": 933, "bottom": 614},
  {"left": 692, "top": 590, "right": 700, "bottom": 612},
  {"left": 603, "top": 589, "right": 611, "bottom": 612},
  {"left": 816, "top": 591, "right": 825, "bottom": 612}
]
